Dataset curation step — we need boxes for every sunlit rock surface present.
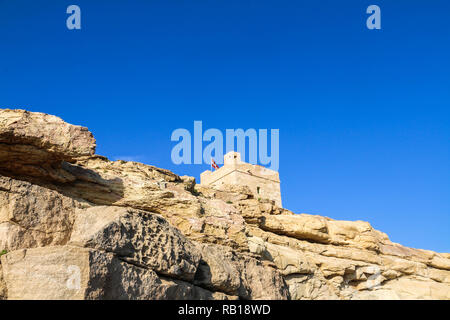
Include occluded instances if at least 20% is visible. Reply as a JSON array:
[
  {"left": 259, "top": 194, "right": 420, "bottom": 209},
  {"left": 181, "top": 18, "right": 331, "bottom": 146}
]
[{"left": 0, "top": 109, "right": 448, "bottom": 300}]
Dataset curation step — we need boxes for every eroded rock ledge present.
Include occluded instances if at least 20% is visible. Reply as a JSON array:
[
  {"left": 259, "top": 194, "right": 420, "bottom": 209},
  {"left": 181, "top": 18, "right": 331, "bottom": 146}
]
[{"left": 0, "top": 109, "right": 448, "bottom": 300}]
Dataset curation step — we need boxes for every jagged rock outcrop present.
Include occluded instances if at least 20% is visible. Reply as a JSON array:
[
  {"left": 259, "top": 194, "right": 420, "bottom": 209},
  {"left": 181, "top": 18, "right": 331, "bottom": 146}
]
[
  {"left": 0, "top": 109, "right": 95, "bottom": 182},
  {"left": 0, "top": 108, "right": 449, "bottom": 300}
]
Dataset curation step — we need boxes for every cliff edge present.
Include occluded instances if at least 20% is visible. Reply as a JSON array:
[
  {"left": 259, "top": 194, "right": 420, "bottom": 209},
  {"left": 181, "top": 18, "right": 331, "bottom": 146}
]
[{"left": 0, "top": 109, "right": 449, "bottom": 300}]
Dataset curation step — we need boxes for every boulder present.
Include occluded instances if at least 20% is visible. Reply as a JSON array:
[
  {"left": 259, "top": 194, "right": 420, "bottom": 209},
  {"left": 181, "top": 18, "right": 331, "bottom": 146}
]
[
  {"left": 0, "top": 109, "right": 95, "bottom": 181},
  {"left": 0, "top": 246, "right": 231, "bottom": 300},
  {"left": 194, "top": 243, "right": 289, "bottom": 299},
  {"left": 0, "top": 176, "right": 83, "bottom": 251},
  {"left": 69, "top": 205, "right": 202, "bottom": 281}
]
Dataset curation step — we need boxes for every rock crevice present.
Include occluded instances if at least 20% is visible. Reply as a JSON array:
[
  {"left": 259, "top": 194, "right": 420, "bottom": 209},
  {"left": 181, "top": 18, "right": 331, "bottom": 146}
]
[{"left": 0, "top": 109, "right": 448, "bottom": 300}]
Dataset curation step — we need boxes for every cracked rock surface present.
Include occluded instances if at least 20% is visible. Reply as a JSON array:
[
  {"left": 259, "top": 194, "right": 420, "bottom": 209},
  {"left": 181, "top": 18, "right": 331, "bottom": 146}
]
[{"left": 0, "top": 109, "right": 449, "bottom": 300}]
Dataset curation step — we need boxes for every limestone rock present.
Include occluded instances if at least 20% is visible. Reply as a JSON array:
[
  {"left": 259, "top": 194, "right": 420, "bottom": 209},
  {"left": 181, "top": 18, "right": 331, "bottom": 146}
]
[
  {"left": 0, "top": 109, "right": 95, "bottom": 181},
  {"left": 262, "top": 241, "right": 316, "bottom": 276},
  {"left": 155, "top": 195, "right": 248, "bottom": 250},
  {"left": 0, "top": 109, "right": 95, "bottom": 159},
  {"left": 246, "top": 225, "right": 450, "bottom": 299},
  {"left": 0, "top": 109, "right": 449, "bottom": 300},
  {"left": 348, "top": 277, "right": 450, "bottom": 300},
  {"left": 69, "top": 206, "right": 201, "bottom": 281},
  {"left": 238, "top": 255, "right": 290, "bottom": 299},
  {"left": 193, "top": 244, "right": 243, "bottom": 295},
  {"left": 285, "top": 274, "right": 339, "bottom": 300},
  {"left": 1, "top": 246, "right": 105, "bottom": 299},
  {"left": 195, "top": 184, "right": 253, "bottom": 203},
  {"left": 373, "top": 277, "right": 450, "bottom": 300},
  {"left": 194, "top": 243, "right": 289, "bottom": 299},
  {"left": 0, "top": 176, "right": 84, "bottom": 251},
  {"left": 261, "top": 214, "right": 330, "bottom": 243},
  {"left": 60, "top": 157, "right": 198, "bottom": 213},
  {"left": 0, "top": 246, "right": 230, "bottom": 300}
]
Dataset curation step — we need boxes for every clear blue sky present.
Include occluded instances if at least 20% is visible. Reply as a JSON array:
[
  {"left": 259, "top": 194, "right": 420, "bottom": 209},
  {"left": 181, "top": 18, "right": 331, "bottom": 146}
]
[{"left": 1, "top": 1, "right": 449, "bottom": 252}]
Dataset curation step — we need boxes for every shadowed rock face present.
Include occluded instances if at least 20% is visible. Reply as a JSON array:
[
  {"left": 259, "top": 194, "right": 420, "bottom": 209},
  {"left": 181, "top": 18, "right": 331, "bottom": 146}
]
[
  {"left": 0, "top": 108, "right": 449, "bottom": 300},
  {"left": 0, "top": 109, "right": 96, "bottom": 182},
  {"left": 0, "top": 109, "right": 96, "bottom": 160}
]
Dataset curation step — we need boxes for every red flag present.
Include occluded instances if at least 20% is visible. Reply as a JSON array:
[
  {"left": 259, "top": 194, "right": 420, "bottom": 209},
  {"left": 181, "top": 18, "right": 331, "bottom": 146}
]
[{"left": 211, "top": 158, "right": 219, "bottom": 170}]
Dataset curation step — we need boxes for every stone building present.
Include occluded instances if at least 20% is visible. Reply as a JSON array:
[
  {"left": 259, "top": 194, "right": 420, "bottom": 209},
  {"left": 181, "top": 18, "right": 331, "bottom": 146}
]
[{"left": 200, "top": 151, "right": 282, "bottom": 207}]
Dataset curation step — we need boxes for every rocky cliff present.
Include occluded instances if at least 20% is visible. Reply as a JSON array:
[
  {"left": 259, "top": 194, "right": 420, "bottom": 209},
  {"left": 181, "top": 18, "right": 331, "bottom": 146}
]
[{"left": 0, "top": 109, "right": 449, "bottom": 300}]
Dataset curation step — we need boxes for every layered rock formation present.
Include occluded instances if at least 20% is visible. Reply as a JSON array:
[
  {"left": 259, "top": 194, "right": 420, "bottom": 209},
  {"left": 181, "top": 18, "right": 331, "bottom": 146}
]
[{"left": 0, "top": 109, "right": 449, "bottom": 300}]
